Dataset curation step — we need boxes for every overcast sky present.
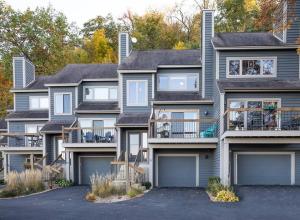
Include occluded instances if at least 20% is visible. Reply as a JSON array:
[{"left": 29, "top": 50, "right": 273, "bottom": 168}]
[{"left": 6, "top": 0, "right": 196, "bottom": 27}]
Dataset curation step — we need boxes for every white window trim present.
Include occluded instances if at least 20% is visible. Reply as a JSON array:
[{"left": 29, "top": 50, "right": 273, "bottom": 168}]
[
  {"left": 83, "top": 86, "right": 118, "bottom": 102},
  {"left": 29, "top": 96, "right": 49, "bottom": 110},
  {"left": 155, "top": 154, "right": 199, "bottom": 187},
  {"left": 54, "top": 92, "right": 72, "bottom": 115},
  {"left": 157, "top": 73, "right": 200, "bottom": 92},
  {"left": 226, "top": 57, "right": 277, "bottom": 78},
  {"left": 78, "top": 118, "right": 116, "bottom": 128},
  {"left": 126, "top": 80, "right": 148, "bottom": 107},
  {"left": 227, "top": 98, "right": 282, "bottom": 130},
  {"left": 234, "top": 152, "right": 295, "bottom": 185}
]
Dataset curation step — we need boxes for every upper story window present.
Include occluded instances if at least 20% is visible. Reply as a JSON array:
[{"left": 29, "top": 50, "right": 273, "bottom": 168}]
[
  {"left": 54, "top": 93, "right": 72, "bottom": 115},
  {"left": 127, "top": 80, "right": 148, "bottom": 106},
  {"left": 227, "top": 57, "right": 277, "bottom": 78},
  {"left": 157, "top": 73, "right": 199, "bottom": 91},
  {"left": 29, "top": 96, "right": 49, "bottom": 110},
  {"left": 84, "top": 86, "right": 118, "bottom": 101}
]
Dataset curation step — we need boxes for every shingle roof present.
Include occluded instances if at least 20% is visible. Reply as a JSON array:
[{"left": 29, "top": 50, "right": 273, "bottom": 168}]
[
  {"left": 116, "top": 113, "right": 150, "bottom": 126},
  {"left": 119, "top": 49, "right": 201, "bottom": 70},
  {"left": 212, "top": 32, "right": 285, "bottom": 48},
  {"left": 25, "top": 76, "right": 53, "bottom": 90},
  {"left": 48, "top": 64, "right": 118, "bottom": 84},
  {"left": 0, "top": 119, "right": 7, "bottom": 130},
  {"left": 6, "top": 111, "right": 49, "bottom": 120},
  {"left": 217, "top": 79, "right": 300, "bottom": 92},
  {"left": 155, "top": 92, "right": 203, "bottom": 101},
  {"left": 76, "top": 102, "right": 120, "bottom": 112},
  {"left": 40, "top": 120, "right": 74, "bottom": 133}
]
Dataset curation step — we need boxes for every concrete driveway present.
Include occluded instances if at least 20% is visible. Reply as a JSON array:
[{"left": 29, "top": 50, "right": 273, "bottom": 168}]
[{"left": 0, "top": 186, "right": 300, "bottom": 220}]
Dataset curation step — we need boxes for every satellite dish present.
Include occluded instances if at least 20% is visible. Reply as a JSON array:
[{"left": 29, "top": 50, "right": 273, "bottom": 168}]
[{"left": 131, "top": 37, "right": 137, "bottom": 43}]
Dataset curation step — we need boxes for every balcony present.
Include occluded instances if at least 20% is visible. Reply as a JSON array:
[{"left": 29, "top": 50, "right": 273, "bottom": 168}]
[
  {"left": 223, "top": 107, "right": 300, "bottom": 138},
  {"left": 0, "top": 132, "right": 43, "bottom": 151},
  {"left": 62, "top": 127, "right": 117, "bottom": 148},
  {"left": 148, "top": 118, "right": 218, "bottom": 144}
]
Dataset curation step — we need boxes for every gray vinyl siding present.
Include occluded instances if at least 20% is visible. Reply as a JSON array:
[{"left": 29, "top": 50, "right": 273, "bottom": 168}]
[
  {"left": 122, "top": 74, "right": 152, "bottom": 113},
  {"left": 203, "top": 11, "right": 214, "bottom": 98},
  {"left": 25, "top": 59, "right": 35, "bottom": 87},
  {"left": 286, "top": 1, "right": 300, "bottom": 44},
  {"left": 50, "top": 87, "right": 76, "bottom": 121},
  {"left": 45, "top": 134, "right": 54, "bottom": 164},
  {"left": 296, "top": 152, "right": 300, "bottom": 185},
  {"left": 219, "top": 49, "right": 299, "bottom": 80},
  {"left": 119, "top": 33, "right": 128, "bottom": 63},
  {"left": 154, "top": 149, "right": 214, "bottom": 187},
  {"left": 14, "top": 59, "right": 24, "bottom": 89},
  {"left": 9, "top": 155, "right": 26, "bottom": 172},
  {"left": 155, "top": 68, "right": 202, "bottom": 95},
  {"left": 15, "top": 92, "right": 48, "bottom": 111}
]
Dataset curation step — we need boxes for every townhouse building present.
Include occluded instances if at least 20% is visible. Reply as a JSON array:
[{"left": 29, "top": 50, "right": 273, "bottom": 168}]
[{"left": 1, "top": 0, "right": 300, "bottom": 187}]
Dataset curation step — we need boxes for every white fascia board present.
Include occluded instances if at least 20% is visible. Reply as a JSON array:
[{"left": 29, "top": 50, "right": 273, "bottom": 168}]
[
  {"left": 117, "top": 70, "right": 157, "bottom": 74},
  {"left": 10, "top": 89, "right": 48, "bottom": 93},
  {"left": 5, "top": 118, "right": 48, "bottom": 121},
  {"left": 157, "top": 65, "right": 202, "bottom": 68}
]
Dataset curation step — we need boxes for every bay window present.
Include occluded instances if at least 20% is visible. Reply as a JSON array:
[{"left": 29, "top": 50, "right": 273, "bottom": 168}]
[
  {"left": 84, "top": 86, "right": 118, "bottom": 101},
  {"left": 158, "top": 73, "right": 199, "bottom": 91},
  {"left": 54, "top": 93, "right": 72, "bottom": 115},
  {"left": 29, "top": 96, "right": 49, "bottom": 110},
  {"left": 127, "top": 80, "right": 148, "bottom": 106},
  {"left": 227, "top": 57, "right": 277, "bottom": 78}
]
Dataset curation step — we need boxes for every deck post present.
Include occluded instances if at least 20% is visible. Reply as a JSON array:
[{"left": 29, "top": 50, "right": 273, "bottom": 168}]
[
  {"left": 222, "top": 140, "right": 230, "bottom": 186},
  {"left": 30, "top": 154, "right": 34, "bottom": 169}
]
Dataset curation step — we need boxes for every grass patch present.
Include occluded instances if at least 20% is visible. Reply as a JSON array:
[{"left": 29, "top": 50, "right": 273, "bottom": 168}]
[
  {"left": 0, "top": 170, "right": 45, "bottom": 198},
  {"left": 127, "top": 187, "right": 143, "bottom": 198}
]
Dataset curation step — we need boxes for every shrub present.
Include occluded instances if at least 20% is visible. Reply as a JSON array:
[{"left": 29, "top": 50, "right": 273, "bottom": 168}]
[
  {"left": 127, "top": 187, "right": 143, "bottom": 198},
  {"left": 55, "top": 179, "right": 73, "bottom": 187},
  {"left": 215, "top": 190, "right": 239, "bottom": 202},
  {"left": 207, "top": 176, "right": 225, "bottom": 197},
  {"left": 85, "top": 192, "right": 97, "bottom": 202},
  {"left": 142, "top": 181, "right": 152, "bottom": 190},
  {"left": 0, "top": 170, "right": 45, "bottom": 197},
  {"left": 90, "top": 174, "right": 125, "bottom": 198}
]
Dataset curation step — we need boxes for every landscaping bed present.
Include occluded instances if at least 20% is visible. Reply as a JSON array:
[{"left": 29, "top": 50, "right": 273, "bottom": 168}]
[
  {"left": 206, "top": 177, "right": 239, "bottom": 202},
  {"left": 85, "top": 174, "right": 150, "bottom": 203}
]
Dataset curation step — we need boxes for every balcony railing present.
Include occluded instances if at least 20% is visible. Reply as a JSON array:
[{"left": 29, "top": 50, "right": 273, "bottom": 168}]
[
  {"left": 224, "top": 107, "right": 300, "bottom": 131},
  {"left": 149, "top": 118, "right": 218, "bottom": 139},
  {"left": 0, "top": 133, "right": 42, "bottom": 147},
  {"left": 62, "top": 127, "right": 117, "bottom": 144}
]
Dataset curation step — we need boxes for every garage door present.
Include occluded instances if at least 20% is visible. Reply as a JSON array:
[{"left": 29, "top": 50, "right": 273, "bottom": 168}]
[
  {"left": 80, "top": 157, "right": 114, "bottom": 185},
  {"left": 157, "top": 155, "right": 198, "bottom": 187},
  {"left": 235, "top": 153, "right": 293, "bottom": 185}
]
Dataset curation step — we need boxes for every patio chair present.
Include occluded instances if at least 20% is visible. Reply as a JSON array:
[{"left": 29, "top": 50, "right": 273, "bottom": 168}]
[{"left": 200, "top": 124, "right": 217, "bottom": 138}]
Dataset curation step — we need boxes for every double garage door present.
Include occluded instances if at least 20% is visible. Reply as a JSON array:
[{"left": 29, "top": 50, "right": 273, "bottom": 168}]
[
  {"left": 234, "top": 153, "right": 295, "bottom": 185},
  {"left": 79, "top": 156, "right": 114, "bottom": 185},
  {"left": 156, "top": 155, "right": 199, "bottom": 187}
]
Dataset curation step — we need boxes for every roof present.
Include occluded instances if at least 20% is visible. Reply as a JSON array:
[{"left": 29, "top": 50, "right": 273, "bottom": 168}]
[
  {"left": 119, "top": 49, "right": 201, "bottom": 70},
  {"left": 155, "top": 92, "right": 203, "bottom": 102},
  {"left": 217, "top": 79, "right": 300, "bottom": 92},
  {"left": 40, "top": 120, "right": 74, "bottom": 133},
  {"left": 116, "top": 112, "right": 150, "bottom": 126},
  {"left": 0, "top": 119, "right": 7, "bottom": 130},
  {"left": 6, "top": 111, "right": 49, "bottom": 120},
  {"left": 25, "top": 76, "right": 53, "bottom": 90},
  {"left": 47, "top": 64, "right": 118, "bottom": 84},
  {"left": 76, "top": 102, "right": 120, "bottom": 112},
  {"left": 212, "top": 32, "right": 286, "bottom": 48}
]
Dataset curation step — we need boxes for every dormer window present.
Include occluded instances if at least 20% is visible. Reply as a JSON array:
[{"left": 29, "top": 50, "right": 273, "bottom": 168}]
[
  {"left": 227, "top": 57, "right": 277, "bottom": 78},
  {"left": 84, "top": 86, "right": 118, "bottom": 101},
  {"left": 157, "top": 73, "right": 199, "bottom": 91}
]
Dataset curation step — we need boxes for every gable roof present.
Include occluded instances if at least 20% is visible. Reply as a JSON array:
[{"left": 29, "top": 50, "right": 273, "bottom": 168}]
[
  {"left": 116, "top": 112, "right": 150, "bottom": 127},
  {"left": 118, "top": 49, "right": 201, "bottom": 71},
  {"left": 212, "top": 32, "right": 290, "bottom": 49},
  {"left": 46, "top": 64, "right": 118, "bottom": 84}
]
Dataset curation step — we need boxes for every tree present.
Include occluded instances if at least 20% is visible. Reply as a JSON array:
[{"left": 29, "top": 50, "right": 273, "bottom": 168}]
[{"left": 173, "top": 41, "right": 187, "bottom": 50}]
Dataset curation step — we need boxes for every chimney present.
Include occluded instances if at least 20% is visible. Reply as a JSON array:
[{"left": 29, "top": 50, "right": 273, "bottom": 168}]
[
  {"left": 201, "top": 10, "right": 215, "bottom": 98},
  {"left": 273, "top": 0, "right": 300, "bottom": 44},
  {"left": 13, "top": 56, "right": 35, "bottom": 89},
  {"left": 118, "top": 32, "right": 132, "bottom": 64}
]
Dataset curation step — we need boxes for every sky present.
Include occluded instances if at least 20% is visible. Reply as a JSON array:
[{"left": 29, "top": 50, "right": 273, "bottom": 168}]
[{"left": 5, "top": 0, "right": 196, "bottom": 28}]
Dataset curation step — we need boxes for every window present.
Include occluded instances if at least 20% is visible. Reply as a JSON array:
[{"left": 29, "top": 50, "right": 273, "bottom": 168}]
[
  {"left": 227, "top": 57, "right": 277, "bottom": 78},
  {"left": 228, "top": 99, "right": 280, "bottom": 131},
  {"left": 54, "top": 93, "right": 72, "bottom": 115},
  {"left": 127, "top": 80, "right": 148, "bottom": 106},
  {"left": 158, "top": 73, "right": 199, "bottom": 91},
  {"left": 29, "top": 96, "right": 49, "bottom": 110},
  {"left": 25, "top": 124, "right": 43, "bottom": 146},
  {"left": 55, "top": 137, "right": 64, "bottom": 159},
  {"left": 84, "top": 86, "right": 118, "bottom": 101}
]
